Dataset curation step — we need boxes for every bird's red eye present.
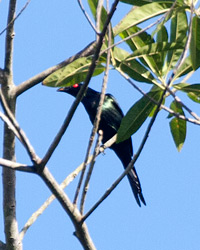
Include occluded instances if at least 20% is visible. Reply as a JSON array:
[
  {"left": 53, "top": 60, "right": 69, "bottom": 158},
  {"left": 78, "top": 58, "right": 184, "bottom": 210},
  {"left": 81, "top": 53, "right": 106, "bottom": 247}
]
[{"left": 73, "top": 83, "right": 79, "bottom": 88}]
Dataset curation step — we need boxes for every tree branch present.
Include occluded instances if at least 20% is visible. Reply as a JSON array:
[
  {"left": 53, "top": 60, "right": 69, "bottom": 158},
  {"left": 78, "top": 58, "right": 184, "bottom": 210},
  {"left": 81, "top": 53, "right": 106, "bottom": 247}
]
[
  {"left": 0, "top": 68, "right": 5, "bottom": 84},
  {"left": 77, "top": 0, "right": 98, "bottom": 34},
  {"left": 2, "top": 0, "right": 22, "bottom": 249},
  {"left": 4, "top": 0, "right": 16, "bottom": 74},
  {"left": 0, "top": 241, "right": 6, "bottom": 250},
  {"left": 0, "top": 158, "right": 34, "bottom": 173},
  {"left": 39, "top": 167, "right": 96, "bottom": 250}
]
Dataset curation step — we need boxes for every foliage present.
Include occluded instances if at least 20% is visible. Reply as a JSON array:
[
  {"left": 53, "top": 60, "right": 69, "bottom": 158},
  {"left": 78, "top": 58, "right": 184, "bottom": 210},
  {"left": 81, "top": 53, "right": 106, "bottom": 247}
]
[{"left": 44, "top": 0, "right": 200, "bottom": 152}]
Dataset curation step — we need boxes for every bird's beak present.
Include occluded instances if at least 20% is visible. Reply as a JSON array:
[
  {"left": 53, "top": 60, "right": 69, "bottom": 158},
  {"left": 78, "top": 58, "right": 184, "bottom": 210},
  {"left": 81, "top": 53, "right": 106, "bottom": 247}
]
[{"left": 57, "top": 87, "right": 64, "bottom": 92}]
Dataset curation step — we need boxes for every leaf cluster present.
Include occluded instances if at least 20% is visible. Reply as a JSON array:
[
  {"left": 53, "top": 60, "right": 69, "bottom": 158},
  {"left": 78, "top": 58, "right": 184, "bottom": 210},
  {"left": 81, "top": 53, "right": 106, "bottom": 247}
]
[{"left": 43, "top": 0, "right": 200, "bottom": 151}]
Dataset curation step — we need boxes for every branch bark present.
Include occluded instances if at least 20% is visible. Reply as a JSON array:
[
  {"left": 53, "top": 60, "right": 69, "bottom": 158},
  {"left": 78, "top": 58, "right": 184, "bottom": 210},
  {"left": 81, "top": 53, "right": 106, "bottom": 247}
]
[
  {"left": 39, "top": 167, "right": 96, "bottom": 250},
  {"left": 2, "top": 0, "right": 22, "bottom": 249}
]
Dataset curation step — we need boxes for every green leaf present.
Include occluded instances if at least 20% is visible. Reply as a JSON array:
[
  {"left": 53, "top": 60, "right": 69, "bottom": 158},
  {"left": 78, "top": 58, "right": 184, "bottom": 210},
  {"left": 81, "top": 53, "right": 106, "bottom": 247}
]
[
  {"left": 119, "top": 26, "right": 154, "bottom": 52},
  {"left": 112, "top": 47, "right": 156, "bottom": 83},
  {"left": 190, "top": 15, "right": 200, "bottom": 70},
  {"left": 187, "top": 92, "right": 200, "bottom": 103},
  {"left": 43, "top": 57, "right": 105, "bottom": 87},
  {"left": 119, "top": 26, "right": 160, "bottom": 75},
  {"left": 156, "top": 24, "right": 168, "bottom": 71},
  {"left": 119, "top": 0, "right": 150, "bottom": 6},
  {"left": 174, "top": 83, "right": 200, "bottom": 94},
  {"left": 169, "top": 101, "right": 186, "bottom": 151},
  {"left": 114, "top": 2, "right": 173, "bottom": 36},
  {"left": 120, "top": 0, "right": 175, "bottom": 5},
  {"left": 128, "top": 42, "right": 185, "bottom": 58},
  {"left": 117, "top": 90, "right": 163, "bottom": 143},
  {"left": 166, "top": 10, "right": 188, "bottom": 72},
  {"left": 120, "top": 59, "right": 156, "bottom": 83},
  {"left": 113, "top": 47, "right": 130, "bottom": 62},
  {"left": 174, "top": 83, "right": 200, "bottom": 103}
]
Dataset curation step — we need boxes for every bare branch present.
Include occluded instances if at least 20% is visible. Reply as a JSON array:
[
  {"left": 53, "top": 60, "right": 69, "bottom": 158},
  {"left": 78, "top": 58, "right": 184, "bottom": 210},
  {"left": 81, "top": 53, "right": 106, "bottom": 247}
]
[
  {"left": 0, "top": 241, "right": 6, "bottom": 250},
  {"left": 0, "top": 158, "right": 34, "bottom": 173},
  {"left": 77, "top": 0, "right": 98, "bottom": 34},
  {"left": 39, "top": 167, "right": 96, "bottom": 249},
  {"left": 165, "top": 86, "right": 200, "bottom": 121},
  {"left": 4, "top": 0, "right": 17, "bottom": 74},
  {"left": 80, "top": 131, "right": 103, "bottom": 214},
  {"left": 0, "top": 0, "right": 31, "bottom": 37},
  {"left": 2, "top": 1, "right": 22, "bottom": 249},
  {"left": 0, "top": 111, "right": 21, "bottom": 140},
  {"left": 0, "top": 68, "right": 5, "bottom": 84}
]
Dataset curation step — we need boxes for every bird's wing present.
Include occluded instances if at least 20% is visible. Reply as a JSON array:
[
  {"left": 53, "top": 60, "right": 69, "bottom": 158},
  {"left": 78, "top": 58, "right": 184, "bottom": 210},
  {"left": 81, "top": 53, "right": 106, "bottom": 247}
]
[
  {"left": 101, "top": 94, "right": 124, "bottom": 132},
  {"left": 105, "top": 94, "right": 124, "bottom": 117}
]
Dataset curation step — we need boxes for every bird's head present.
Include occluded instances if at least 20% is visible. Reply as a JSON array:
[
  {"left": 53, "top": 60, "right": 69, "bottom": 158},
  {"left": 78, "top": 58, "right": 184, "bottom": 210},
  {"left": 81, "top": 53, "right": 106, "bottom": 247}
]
[{"left": 57, "top": 83, "right": 83, "bottom": 96}]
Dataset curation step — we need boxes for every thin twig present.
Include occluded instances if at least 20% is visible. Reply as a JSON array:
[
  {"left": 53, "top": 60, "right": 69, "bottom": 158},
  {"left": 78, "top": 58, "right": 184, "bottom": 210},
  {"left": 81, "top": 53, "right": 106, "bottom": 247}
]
[
  {"left": 0, "top": 0, "right": 31, "bottom": 36},
  {"left": 77, "top": 0, "right": 98, "bottom": 34},
  {"left": 0, "top": 111, "right": 21, "bottom": 140},
  {"left": 80, "top": 131, "right": 103, "bottom": 214},
  {"left": 165, "top": 85, "right": 200, "bottom": 121}
]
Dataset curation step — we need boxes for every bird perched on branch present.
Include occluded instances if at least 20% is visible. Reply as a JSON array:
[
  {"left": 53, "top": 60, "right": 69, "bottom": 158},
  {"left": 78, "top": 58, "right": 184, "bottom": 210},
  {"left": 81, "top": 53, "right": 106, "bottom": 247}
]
[{"left": 58, "top": 83, "right": 146, "bottom": 206}]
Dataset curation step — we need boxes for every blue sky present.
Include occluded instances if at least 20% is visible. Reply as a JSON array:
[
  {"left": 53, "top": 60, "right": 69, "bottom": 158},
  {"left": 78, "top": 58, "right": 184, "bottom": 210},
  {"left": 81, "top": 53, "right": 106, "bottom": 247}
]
[{"left": 1, "top": 1, "right": 200, "bottom": 250}]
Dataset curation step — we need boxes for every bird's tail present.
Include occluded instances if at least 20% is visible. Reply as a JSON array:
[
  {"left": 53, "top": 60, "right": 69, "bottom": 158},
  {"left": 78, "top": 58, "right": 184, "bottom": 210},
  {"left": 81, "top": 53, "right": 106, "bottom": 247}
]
[{"left": 127, "top": 167, "right": 146, "bottom": 207}]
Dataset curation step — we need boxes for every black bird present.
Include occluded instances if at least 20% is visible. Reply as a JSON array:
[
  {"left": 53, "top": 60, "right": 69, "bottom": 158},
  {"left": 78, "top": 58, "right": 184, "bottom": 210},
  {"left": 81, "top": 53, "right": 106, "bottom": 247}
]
[{"left": 58, "top": 83, "right": 146, "bottom": 206}]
